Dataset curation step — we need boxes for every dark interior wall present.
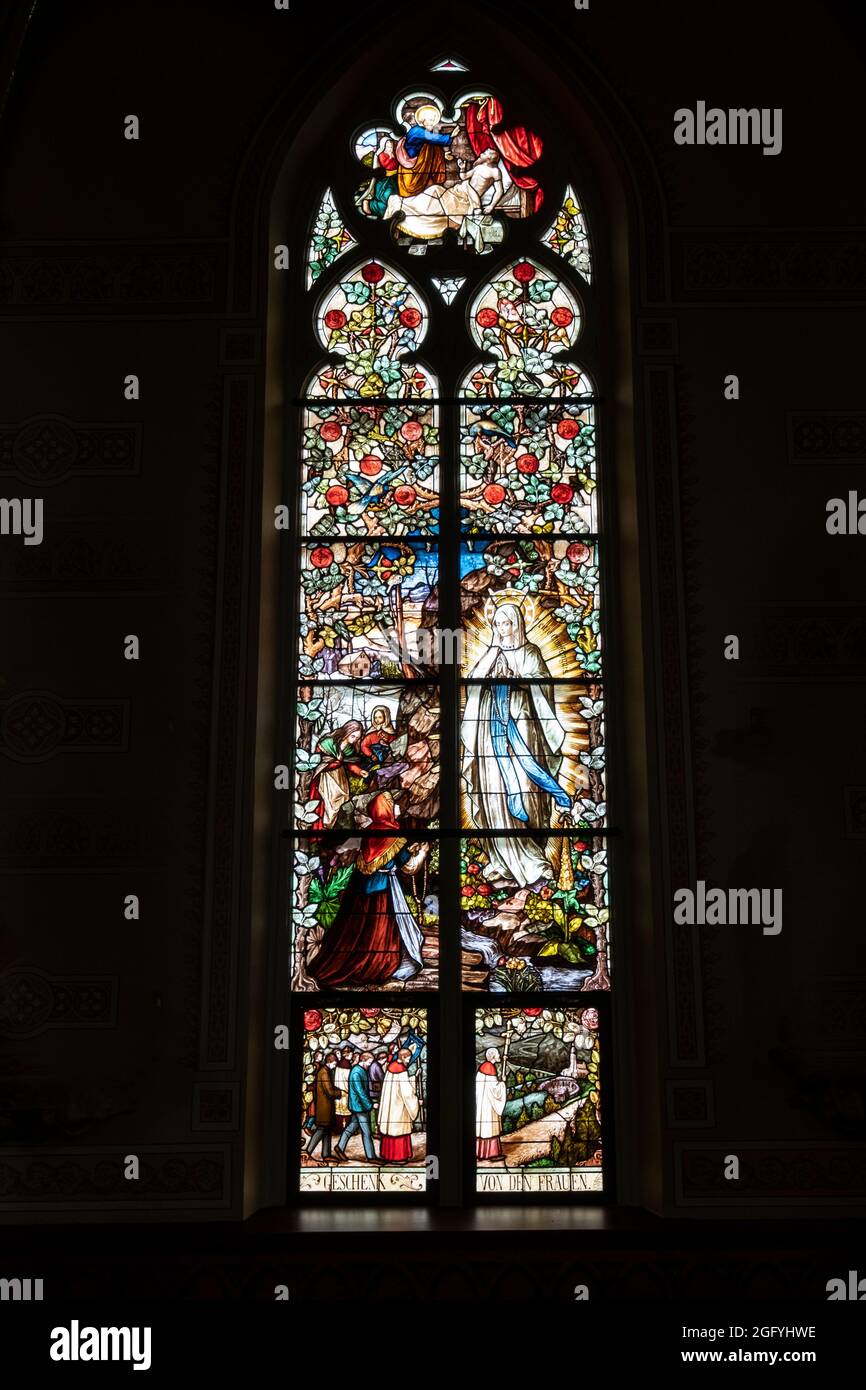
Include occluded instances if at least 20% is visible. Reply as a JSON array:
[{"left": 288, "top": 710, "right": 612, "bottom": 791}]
[{"left": 2, "top": 0, "right": 865, "bottom": 1222}]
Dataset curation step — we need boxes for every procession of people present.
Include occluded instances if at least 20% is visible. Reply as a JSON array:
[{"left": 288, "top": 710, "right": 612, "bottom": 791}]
[{"left": 304, "top": 1027, "right": 425, "bottom": 1166}]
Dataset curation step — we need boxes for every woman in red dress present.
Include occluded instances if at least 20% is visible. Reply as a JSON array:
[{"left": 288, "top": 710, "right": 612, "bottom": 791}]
[{"left": 308, "top": 792, "right": 428, "bottom": 987}]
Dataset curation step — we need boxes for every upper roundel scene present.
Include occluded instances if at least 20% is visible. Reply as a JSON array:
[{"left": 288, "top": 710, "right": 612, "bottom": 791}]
[{"left": 354, "top": 90, "right": 543, "bottom": 255}]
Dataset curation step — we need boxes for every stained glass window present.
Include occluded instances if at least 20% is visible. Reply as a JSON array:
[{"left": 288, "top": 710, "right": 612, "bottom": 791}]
[
  {"left": 289, "top": 61, "right": 610, "bottom": 1203},
  {"left": 300, "top": 1006, "right": 429, "bottom": 1192},
  {"left": 354, "top": 90, "right": 543, "bottom": 255},
  {"left": 307, "top": 189, "right": 358, "bottom": 288},
  {"left": 431, "top": 275, "right": 466, "bottom": 305},
  {"left": 474, "top": 1006, "right": 602, "bottom": 1193},
  {"left": 542, "top": 184, "right": 593, "bottom": 282}
]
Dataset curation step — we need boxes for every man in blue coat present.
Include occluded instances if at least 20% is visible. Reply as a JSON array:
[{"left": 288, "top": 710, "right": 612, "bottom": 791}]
[{"left": 333, "top": 1050, "right": 376, "bottom": 1161}]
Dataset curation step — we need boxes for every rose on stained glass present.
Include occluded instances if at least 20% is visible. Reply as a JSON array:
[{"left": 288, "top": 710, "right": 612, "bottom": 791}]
[
  {"left": 550, "top": 482, "right": 574, "bottom": 503},
  {"left": 513, "top": 261, "right": 536, "bottom": 283},
  {"left": 325, "top": 484, "right": 349, "bottom": 506},
  {"left": 551, "top": 306, "right": 574, "bottom": 327},
  {"left": 304, "top": 1009, "right": 323, "bottom": 1031},
  {"left": 360, "top": 1008, "right": 380, "bottom": 1017},
  {"left": 523, "top": 1007, "right": 543, "bottom": 1016},
  {"left": 476, "top": 307, "right": 499, "bottom": 328},
  {"left": 359, "top": 454, "right": 383, "bottom": 475},
  {"left": 400, "top": 420, "right": 423, "bottom": 442},
  {"left": 399, "top": 307, "right": 422, "bottom": 328},
  {"left": 483, "top": 483, "right": 506, "bottom": 505},
  {"left": 556, "top": 419, "right": 581, "bottom": 440},
  {"left": 324, "top": 309, "right": 347, "bottom": 330},
  {"left": 319, "top": 421, "right": 343, "bottom": 441},
  {"left": 567, "top": 541, "right": 591, "bottom": 564},
  {"left": 361, "top": 262, "right": 385, "bottom": 283},
  {"left": 310, "top": 546, "right": 334, "bottom": 568},
  {"left": 394, "top": 485, "right": 416, "bottom": 506},
  {"left": 516, "top": 453, "right": 539, "bottom": 474}
]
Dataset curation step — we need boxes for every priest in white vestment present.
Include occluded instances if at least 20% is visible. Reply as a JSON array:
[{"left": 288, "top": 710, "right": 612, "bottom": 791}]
[
  {"left": 476, "top": 1047, "right": 508, "bottom": 1160},
  {"left": 378, "top": 1047, "right": 420, "bottom": 1163}
]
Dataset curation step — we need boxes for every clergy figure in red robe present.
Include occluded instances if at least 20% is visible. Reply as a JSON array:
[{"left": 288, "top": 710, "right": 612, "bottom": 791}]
[
  {"left": 476, "top": 1046, "right": 507, "bottom": 1160},
  {"left": 378, "top": 1046, "right": 420, "bottom": 1162},
  {"left": 308, "top": 792, "right": 428, "bottom": 987}
]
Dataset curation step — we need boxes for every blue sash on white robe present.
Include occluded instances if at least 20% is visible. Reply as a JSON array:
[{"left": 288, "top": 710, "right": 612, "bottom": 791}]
[{"left": 491, "top": 682, "right": 571, "bottom": 823}]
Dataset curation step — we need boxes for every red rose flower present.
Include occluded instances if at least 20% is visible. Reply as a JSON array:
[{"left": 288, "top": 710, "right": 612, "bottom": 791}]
[
  {"left": 475, "top": 307, "right": 499, "bottom": 328},
  {"left": 575, "top": 841, "right": 588, "bottom": 851},
  {"left": 360, "top": 1008, "right": 380, "bottom": 1018},
  {"left": 309, "top": 546, "right": 334, "bottom": 569},
  {"left": 400, "top": 420, "right": 424, "bottom": 442},
  {"left": 359, "top": 455, "right": 382, "bottom": 476},
  {"left": 523, "top": 1007, "right": 543, "bottom": 1017},
  {"left": 551, "top": 306, "right": 574, "bottom": 328},
  {"left": 513, "top": 261, "right": 536, "bottom": 283},
  {"left": 319, "top": 420, "right": 343, "bottom": 441},
  {"left": 304, "top": 1009, "right": 322, "bottom": 1032},
  {"left": 325, "top": 484, "right": 349, "bottom": 506},
  {"left": 550, "top": 482, "right": 574, "bottom": 504},
  {"left": 567, "top": 541, "right": 592, "bottom": 564},
  {"left": 399, "top": 307, "right": 422, "bottom": 329},
  {"left": 394, "top": 485, "right": 416, "bottom": 506},
  {"left": 361, "top": 262, "right": 384, "bottom": 283},
  {"left": 516, "top": 453, "right": 540, "bottom": 474},
  {"left": 556, "top": 418, "right": 581, "bottom": 440},
  {"left": 324, "top": 309, "right": 347, "bottom": 331},
  {"left": 483, "top": 483, "right": 506, "bottom": 505}
]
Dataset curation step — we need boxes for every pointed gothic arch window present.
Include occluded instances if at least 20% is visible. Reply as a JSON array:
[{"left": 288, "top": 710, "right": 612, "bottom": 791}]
[{"left": 284, "top": 61, "right": 611, "bottom": 1203}]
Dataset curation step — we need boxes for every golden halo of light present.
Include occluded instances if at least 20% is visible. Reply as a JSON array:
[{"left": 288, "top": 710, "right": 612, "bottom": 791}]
[{"left": 483, "top": 589, "right": 538, "bottom": 630}]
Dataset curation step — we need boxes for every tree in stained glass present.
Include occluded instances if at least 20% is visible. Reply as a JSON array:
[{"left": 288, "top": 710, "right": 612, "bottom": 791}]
[
  {"left": 474, "top": 1006, "right": 602, "bottom": 1193},
  {"left": 306, "top": 188, "right": 358, "bottom": 288},
  {"left": 465, "top": 257, "right": 582, "bottom": 391},
  {"left": 460, "top": 396, "right": 596, "bottom": 534},
  {"left": 541, "top": 184, "right": 592, "bottom": 282},
  {"left": 354, "top": 93, "right": 543, "bottom": 254},
  {"left": 459, "top": 258, "right": 595, "bottom": 532},
  {"left": 300, "top": 398, "right": 440, "bottom": 537},
  {"left": 302, "top": 259, "right": 440, "bottom": 537},
  {"left": 299, "top": 541, "right": 439, "bottom": 681},
  {"left": 301, "top": 1005, "right": 428, "bottom": 1192},
  {"left": 315, "top": 260, "right": 429, "bottom": 387}
]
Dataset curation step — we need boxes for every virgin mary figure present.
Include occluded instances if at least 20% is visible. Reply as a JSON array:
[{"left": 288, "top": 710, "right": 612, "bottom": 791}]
[
  {"left": 308, "top": 792, "right": 429, "bottom": 987},
  {"left": 461, "top": 602, "right": 572, "bottom": 887}
]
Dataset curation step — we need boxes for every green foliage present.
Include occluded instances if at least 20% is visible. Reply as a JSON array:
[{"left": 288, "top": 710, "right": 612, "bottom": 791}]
[{"left": 308, "top": 863, "right": 354, "bottom": 930}]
